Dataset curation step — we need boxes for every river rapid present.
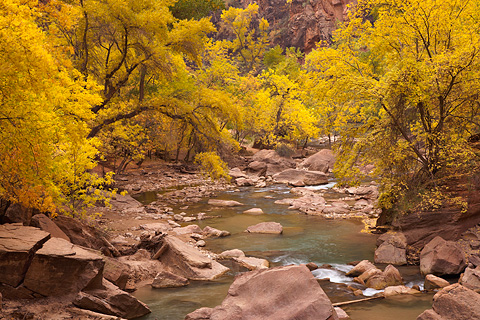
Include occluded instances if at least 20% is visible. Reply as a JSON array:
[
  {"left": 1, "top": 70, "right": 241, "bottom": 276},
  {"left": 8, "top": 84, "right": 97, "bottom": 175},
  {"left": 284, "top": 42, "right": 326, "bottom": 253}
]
[{"left": 133, "top": 185, "right": 433, "bottom": 320}]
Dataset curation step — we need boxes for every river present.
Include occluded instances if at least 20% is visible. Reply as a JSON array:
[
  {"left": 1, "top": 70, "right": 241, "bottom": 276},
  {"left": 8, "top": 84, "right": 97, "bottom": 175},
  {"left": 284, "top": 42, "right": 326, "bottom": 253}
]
[{"left": 133, "top": 185, "right": 433, "bottom": 319}]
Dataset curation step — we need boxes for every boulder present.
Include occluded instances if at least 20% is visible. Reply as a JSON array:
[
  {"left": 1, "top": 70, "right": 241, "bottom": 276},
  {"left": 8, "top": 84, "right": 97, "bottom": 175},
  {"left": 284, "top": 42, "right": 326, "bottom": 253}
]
[
  {"left": 420, "top": 236, "right": 467, "bottom": 276},
  {"left": 234, "top": 256, "right": 269, "bottom": 270},
  {"left": 30, "top": 214, "right": 70, "bottom": 241},
  {"left": 460, "top": 266, "right": 480, "bottom": 291},
  {"left": 247, "top": 161, "right": 268, "bottom": 176},
  {"left": 424, "top": 274, "right": 450, "bottom": 291},
  {"left": 203, "top": 226, "right": 230, "bottom": 238},
  {"left": 334, "top": 307, "right": 350, "bottom": 319},
  {"left": 229, "top": 168, "right": 247, "bottom": 179},
  {"left": 250, "top": 150, "right": 296, "bottom": 175},
  {"left": 54, "top": 215, "right": 106, "bottom": 250},
  {"left": 207, "top": 199, "right": 243, "bottom": 207},
  {"left": 23, "top": 237, "right": 104, "bottom": 296},
  {"left": 366, "top": 274, "right": 388, "bottom": 290},
  {"left": 172, "top": 225, "right": 203, "bottom": 236},
  {"left": 417, "top": 284, "right": 480, "bottom": 320},
  {"left": 383, "top": 265, "right": 404, "bottom": 287},
  {"left": 245, "top": 222, "right": 283, "bottom": 234},
  {"left": 374, "top": 232, "right": 407, "bottom": 265},
  {"left": 109, "top": 194, "right": 145, "bottom": 214},
  {"left": 219, "top": 249, "right": 245, "bottom": 259},
  {"left": 273, "top": 169, "right": 328, "bottom": 186},
  {"left": 103, "top": 257, "right": 131, "bottom": 290},
  {"left": 185, "top": 265, "right": 339, "bottom": 320},
  {"left": 346, "top": 260, "right": 377, "bottom": 277},
  {"left": 155, "top": 235, "right": 229, "bottom": 281},
  {"left": 243, "top": 208, "right": 264, "bottom": 215},
  {"left": 2, "top": 203, "right": 34, "bottom": 224},
  {"left": 73, "top": 279, "right": 150, "bottom": 319},
  {"left": 235, "top": 178, "right": 256, "bottom": 186},
  {"left": 357, "top": 267, "right": 382, "bottom": 283},
  {"left": 384, "top": 285, "right": 421, "bottom": 297},
  {"left": 299, "top": 149, "right": 335, "bottom": 173},
  {"left": 151, "top": 271, "right": 189, "bottom": 288},
  {"left": 0, "top": 224, "right": 50, "bottom": 287}
]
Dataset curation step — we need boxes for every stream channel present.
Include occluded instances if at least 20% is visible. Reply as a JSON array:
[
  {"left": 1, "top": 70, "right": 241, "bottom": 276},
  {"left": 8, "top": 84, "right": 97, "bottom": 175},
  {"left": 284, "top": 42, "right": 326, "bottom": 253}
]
[{"left": 133, "top": 184, "right": 434, "bottom": 320}]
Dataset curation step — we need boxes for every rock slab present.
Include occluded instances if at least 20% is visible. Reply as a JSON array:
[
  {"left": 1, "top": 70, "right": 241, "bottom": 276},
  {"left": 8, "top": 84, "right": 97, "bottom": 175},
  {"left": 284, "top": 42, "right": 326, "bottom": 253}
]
[
  {"left": 245, "top": 222, "right": 283, "bottom": 234},
  {"left": 185, "top": 265, "right": 339, "bottom": 320},
  {"left": 0, "top": 224, "right": 50, "bottom": 287},
  {"left": 23, "top": 237, "right": 104, "bottom": 296},
  {"left": 74, "top": 279, "right": 150, "bottom": 319}
]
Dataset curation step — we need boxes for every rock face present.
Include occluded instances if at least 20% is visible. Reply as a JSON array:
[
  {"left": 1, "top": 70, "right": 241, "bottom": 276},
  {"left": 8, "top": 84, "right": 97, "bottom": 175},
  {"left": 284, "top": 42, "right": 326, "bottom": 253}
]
[
  {"left": 74, "top": 279, "right": 150, "bottom": 319},
  {"left": 420, "top": 236, "right": 467, "bottom": 276},
  {"left": 23, "top": 238, "right": 104, "bottom": 296},
  {"left": 242, "top": 0, "right": 356, "bottom": 53},
  {"left": 378, "top": 183, "right": 480, "bottom": 253},
  {"left": 245, "top": 222, "right": 283, "bottom": 234},
  {"left": 0, "top": 224, "right": 50, "bottom": 288},
  {"left": 185, "top": 265, "right": 339, "bottom": 320},
  {"left": 417, "top": 284, "right": 480, "bottom": 320},
  {"left": 299, "top": 149, "right": 335, "bottom": 173},
  {"left": 273, "top": 169, "right": 328, "bottom": 186},
  {"left": 374, "top": 232, "right": 407, "bottom": 265}
]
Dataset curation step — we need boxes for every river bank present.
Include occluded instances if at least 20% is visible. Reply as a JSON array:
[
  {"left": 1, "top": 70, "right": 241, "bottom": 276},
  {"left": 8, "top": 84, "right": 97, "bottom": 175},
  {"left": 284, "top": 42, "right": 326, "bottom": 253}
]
[{"left": 2, "top": 150, "right": 479, "bottom": 320}]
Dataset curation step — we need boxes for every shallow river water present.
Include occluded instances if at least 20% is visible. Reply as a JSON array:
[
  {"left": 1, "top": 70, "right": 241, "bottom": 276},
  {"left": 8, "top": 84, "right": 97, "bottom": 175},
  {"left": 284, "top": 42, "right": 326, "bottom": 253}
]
[{"left": 133, "top": 185, "right": 433, "bottom": 319}]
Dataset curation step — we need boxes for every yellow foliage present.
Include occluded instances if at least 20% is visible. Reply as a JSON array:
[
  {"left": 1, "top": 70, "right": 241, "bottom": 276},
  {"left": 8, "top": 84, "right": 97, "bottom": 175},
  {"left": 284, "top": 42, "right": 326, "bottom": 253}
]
[
  {"left": 0, "top": 0, "right": 109, "bottom": 215},
  {"left": 194, "top": 152, "right": 230, "bottom": 181}
]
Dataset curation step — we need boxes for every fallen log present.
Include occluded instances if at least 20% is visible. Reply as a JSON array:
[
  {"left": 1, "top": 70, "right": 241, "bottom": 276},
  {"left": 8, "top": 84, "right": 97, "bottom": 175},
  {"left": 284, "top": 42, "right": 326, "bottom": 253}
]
[{"left": 332, "top": 295, "right": 384, "bottom": 307}]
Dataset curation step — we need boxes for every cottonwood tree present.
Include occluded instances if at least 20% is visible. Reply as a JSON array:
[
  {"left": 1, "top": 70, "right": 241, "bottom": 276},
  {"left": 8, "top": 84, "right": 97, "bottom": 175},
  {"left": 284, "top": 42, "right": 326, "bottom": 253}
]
[
  {"left": 0, "top": 0, "right": 109, "bottom": 214},
  {"left": 306, "top": 0, "right": 480, "bottom": 208}
]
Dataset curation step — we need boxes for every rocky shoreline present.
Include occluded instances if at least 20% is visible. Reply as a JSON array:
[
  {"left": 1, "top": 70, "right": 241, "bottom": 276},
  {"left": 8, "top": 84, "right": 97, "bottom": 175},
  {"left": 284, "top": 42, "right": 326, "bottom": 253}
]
[{"left": 1, "top": 149, "right": 480, "bottom": 319}]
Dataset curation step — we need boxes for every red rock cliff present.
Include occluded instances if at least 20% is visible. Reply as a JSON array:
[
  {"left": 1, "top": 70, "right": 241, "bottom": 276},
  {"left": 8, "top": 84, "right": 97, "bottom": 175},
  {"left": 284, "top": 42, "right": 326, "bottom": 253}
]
[{"left": 240, "top": 0, "right": 357, "bottom": 53}]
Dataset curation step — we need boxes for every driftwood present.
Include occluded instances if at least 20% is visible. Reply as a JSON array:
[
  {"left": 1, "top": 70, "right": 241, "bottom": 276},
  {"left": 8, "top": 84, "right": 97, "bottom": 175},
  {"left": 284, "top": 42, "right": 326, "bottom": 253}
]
[{"left": 333, "top": 295, "right": 384, "bottom": 307}]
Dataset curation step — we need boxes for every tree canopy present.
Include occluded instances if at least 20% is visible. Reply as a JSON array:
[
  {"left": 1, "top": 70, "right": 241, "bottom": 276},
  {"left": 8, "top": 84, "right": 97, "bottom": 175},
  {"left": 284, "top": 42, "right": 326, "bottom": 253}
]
[
  {"left": 306, "top": 0, "right": 480, "bottom": 208},
  {"left": 2, "top": 0, "right": 480, "bottom": 216}
]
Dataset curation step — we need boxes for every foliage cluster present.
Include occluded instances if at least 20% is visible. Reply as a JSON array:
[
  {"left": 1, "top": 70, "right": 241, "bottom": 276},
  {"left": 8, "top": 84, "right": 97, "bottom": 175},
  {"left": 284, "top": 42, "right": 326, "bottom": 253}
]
[{"left": 2, "top": 0, "right": 480, "bottom": 216}]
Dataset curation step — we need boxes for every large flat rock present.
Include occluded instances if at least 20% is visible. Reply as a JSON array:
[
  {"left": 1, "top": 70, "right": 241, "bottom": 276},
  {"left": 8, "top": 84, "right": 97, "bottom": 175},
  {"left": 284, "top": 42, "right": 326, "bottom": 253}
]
[
  {"left": 0, "top": 224, "right": 50, "bottom": 287},
  {"left": 24, "top": 238, "right": 105, "bottom": 296},
  {"left": 245, "top": 222, "right": 283, "bottom": 234},
  {"left": 186, "top": 265, "right": 339, "bottom": 320}
]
